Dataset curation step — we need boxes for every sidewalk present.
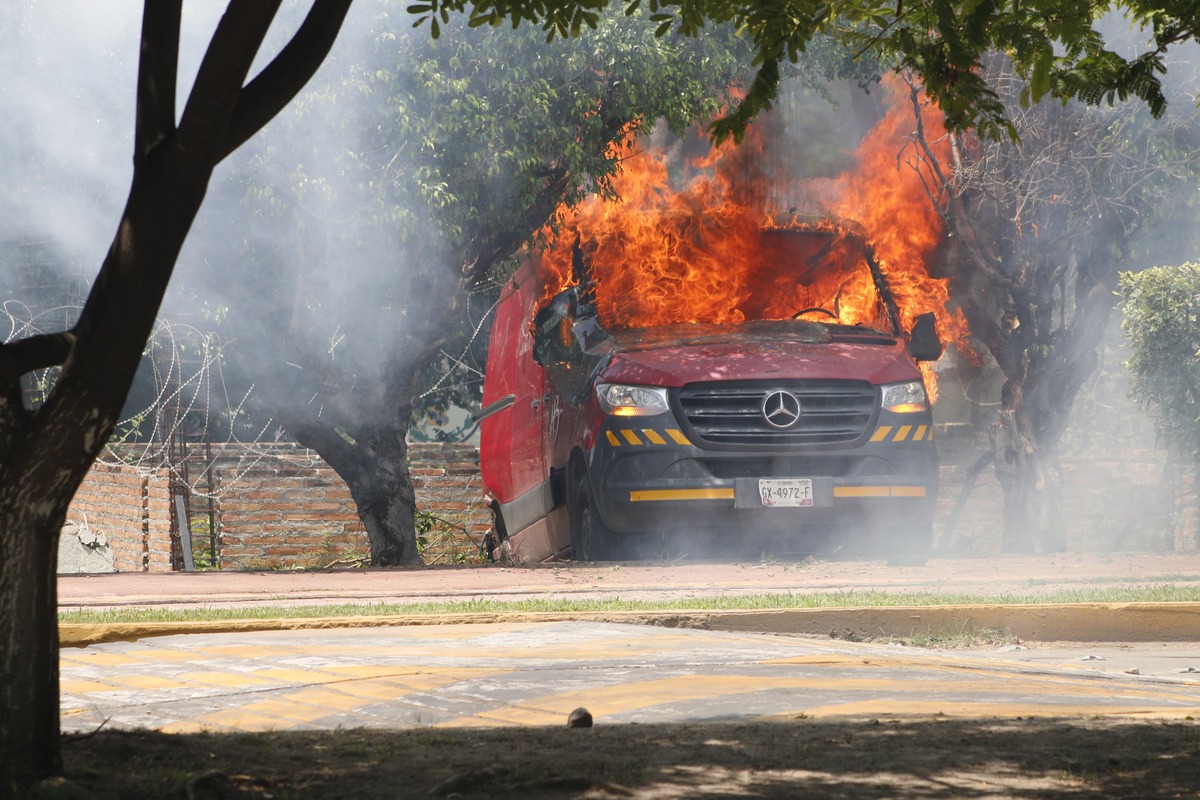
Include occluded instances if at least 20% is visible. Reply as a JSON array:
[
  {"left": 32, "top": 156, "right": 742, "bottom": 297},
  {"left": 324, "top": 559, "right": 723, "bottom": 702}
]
[
  {"left": 58, "top": 552, "right": 1200, "bottom": 610},
  {"left": 59, "top": 553, "right": 1200, "bottom": 645}
]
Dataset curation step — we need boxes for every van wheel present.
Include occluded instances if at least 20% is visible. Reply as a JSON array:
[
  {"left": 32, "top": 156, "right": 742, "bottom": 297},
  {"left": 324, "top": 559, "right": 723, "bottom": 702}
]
[
  {"left": 483, "top": 502, "right": 508, "bottom": 563},
  {"left": 570, "top": 478, "right": 614, "bottom": 561}
]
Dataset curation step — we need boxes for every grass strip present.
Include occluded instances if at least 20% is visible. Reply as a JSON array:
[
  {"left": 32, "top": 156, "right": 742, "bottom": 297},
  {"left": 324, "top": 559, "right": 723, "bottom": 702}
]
[{"left": 59, "top": 584, "right": 1200, "bottom": 625}]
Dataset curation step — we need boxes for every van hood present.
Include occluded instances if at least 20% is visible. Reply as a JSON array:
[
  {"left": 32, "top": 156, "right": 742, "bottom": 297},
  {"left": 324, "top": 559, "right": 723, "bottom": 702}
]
[{"left": 598, "top": 321, "right": 919, "bottom": 387}]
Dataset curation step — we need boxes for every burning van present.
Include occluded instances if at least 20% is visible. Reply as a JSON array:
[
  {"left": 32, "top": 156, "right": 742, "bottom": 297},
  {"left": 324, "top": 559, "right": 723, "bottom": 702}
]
[{"left": 477, "top": 218, "right": 943, "bottom": 562}]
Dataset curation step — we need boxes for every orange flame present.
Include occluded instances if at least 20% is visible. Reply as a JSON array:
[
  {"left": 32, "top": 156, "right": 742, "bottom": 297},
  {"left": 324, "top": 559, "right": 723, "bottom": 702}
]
[
  {"left": 824, "top": 79, "right": 975, "bottom": 394},
  {"left": 534, "top": 78, "right": 974, "bottom": 400}
]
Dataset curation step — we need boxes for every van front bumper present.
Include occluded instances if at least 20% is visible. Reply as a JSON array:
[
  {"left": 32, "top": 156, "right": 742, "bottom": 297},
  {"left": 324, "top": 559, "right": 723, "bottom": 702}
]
[{"left": 585, "top": 416, "right": 938, "bottom": 535}]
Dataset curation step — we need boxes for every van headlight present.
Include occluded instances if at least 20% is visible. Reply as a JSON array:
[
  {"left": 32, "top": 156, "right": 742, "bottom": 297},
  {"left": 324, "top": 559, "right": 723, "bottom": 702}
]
[
  {"left": 881, "top": 381, "right": 927, "bottom": 413},
  {"left": 596, "top": 384, "right": 670, "bottom": 416}
]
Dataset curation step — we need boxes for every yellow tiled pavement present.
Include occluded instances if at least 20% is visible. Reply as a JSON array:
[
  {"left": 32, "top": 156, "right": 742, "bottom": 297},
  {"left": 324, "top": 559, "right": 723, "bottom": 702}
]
[{"left": 59, "top": 621, "right": 1200, "bottom": 735}]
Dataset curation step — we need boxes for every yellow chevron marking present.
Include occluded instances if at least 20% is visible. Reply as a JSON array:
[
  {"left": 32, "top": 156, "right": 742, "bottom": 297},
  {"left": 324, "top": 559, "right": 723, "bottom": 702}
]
[
  {"left": 894, "top": 425, "right": 913, "bottom": 442},
  {"left": 643, "top": 429, "right": 667, "bottom": 445},
  {"left": 914, "top": 425, "right": 928, "bottom": 441},
  {"left": 620, "top": 429, "right": 644, "bottom": 446},
  {"left": 630, "top": 488, "right": 736, "bottom": 502},
  {"left": 870, "top": 426, "right": 893, "bottom": 443},
  {"left": 666, "top": 428, "right": 691, "bottom": 445},
  {"left": 606, "top": 431, "right": 621, "bottom": 447}
]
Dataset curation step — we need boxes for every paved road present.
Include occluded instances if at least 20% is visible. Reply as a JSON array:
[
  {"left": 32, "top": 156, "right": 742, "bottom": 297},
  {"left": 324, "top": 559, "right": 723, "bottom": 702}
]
[{"left": 61, "top": 622, "right": 1200, "bottom": 735}]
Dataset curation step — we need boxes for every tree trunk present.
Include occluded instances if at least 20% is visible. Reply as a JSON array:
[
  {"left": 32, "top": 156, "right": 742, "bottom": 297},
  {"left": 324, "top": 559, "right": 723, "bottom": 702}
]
[
  {"left": 0, "top": 167, "right": 202, "bottom": 784},
  {"left": 343, "top": 431, "right": 422, "bottom": 567},
  {"left": 0, "top": 500, "right": 64, "bottom": 783},
  {"left": 0, "top": 178, "right": 211, "bottom": 784},
  {"left": 276, "top": 401, "right": 426, "bottom": 568},
  {"left": 991, "top": 405, "right": 1066, "bottom": 553},
  {"left": 0, "top": 4, "right": 350, "bottom": 783},
  {"left": 297, "top": 430, "right": 424, "bottom": 567},
  {"left": 985, "top": 272, "right": 1116, "bottom": 553}
]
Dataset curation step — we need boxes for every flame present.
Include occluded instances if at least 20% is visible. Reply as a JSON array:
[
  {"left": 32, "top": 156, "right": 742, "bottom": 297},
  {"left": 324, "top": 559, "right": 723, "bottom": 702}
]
[
  {"left": 824, "top": 78, "right": 975, "bottom": 396},
  {"left": 533, "top": 77, "right": 974, "bottom": 401}
]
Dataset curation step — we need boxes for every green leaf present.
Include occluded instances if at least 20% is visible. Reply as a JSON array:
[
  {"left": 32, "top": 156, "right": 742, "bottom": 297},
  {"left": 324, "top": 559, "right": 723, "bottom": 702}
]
[{"left": 1030, "top": 47, "right": 1053, "bottom": 103}]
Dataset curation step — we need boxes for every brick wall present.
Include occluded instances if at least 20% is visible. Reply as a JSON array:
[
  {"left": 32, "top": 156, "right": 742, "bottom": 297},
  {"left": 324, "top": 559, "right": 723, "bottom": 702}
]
[
  {"left": 215, "top": 469, "right": 368, "bottom": 570},
  {"left": 212, "top": 442, "right": 492, "bottom": 569},
  {"left": 68, "top": 434, "right": 1194, "bottom": 572},
  {"left": 935, "top": 425, "right": 1195, "bottom": 554},
  {"left": 409, "top": 443, "right": 493, "bottom": 564},
  {"left": 67, "top": 462, "right": 172, "bottom": 571}
]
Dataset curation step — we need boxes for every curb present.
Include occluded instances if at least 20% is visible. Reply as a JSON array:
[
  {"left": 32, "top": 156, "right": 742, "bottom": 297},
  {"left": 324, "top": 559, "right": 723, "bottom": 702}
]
[{"left": 59, "top": 602, "right": 1200, "bottom": 647}]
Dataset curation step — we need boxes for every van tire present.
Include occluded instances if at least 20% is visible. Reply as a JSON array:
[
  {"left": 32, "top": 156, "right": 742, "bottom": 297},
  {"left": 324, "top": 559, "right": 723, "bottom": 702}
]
[
  {"left": 570, "top": 478, "right": 614, "bottom": 561},
  {"left": 482, "top": 502, "right": 507, "bottom": 562}
]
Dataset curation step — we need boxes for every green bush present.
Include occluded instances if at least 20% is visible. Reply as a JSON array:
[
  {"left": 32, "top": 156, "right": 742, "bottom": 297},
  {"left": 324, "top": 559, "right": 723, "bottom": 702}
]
[{"left": 1121, "top": 263, "right": 1200, "bottom": 460}]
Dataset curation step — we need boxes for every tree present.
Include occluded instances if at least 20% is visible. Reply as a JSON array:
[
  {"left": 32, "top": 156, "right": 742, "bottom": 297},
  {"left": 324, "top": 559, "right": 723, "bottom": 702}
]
[
  {"left": 1121, "top": 264, "right": 1200, "bottom": 462},
  {"left": 905, "top": 59, "right": 1200, "bottom": 551},
  {"left": 0, "top": 0, "right": 354, "bottom": 784},
  {"left": 203, "top": 6, "right": 753, "bottom": 565},
  {"left": 423, "top": 0, "right": 1200, "bottom": 142}
]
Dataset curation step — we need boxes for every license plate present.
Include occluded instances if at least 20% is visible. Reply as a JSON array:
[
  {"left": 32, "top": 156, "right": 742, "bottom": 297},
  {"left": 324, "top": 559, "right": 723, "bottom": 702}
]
[{"left": 758, "top": 479, "right": 814, "bottom": 507}]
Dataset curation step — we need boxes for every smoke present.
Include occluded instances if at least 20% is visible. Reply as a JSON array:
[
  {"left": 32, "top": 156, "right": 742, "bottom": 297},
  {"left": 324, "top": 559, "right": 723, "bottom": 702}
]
[
  {"left": 169, "top": 2, "right": 757, "bottom": 444},
  {"left": 0, "top": 0, "right": 378, "bottom": 441},
  {"left": 6, "top": 1, "right": 1200, "bottom": 556},
  {"left": 1, "top": 3, "right": 134, "bottom": 286},
  {"left": 0, "top": 2, "right": 339, "bottom": 304},
  {"left": 1095, "top": 13, "right": 1200, "bottom": 271},
  {"left": 175, "top": 7, "right": 451, "bottom": 431}
]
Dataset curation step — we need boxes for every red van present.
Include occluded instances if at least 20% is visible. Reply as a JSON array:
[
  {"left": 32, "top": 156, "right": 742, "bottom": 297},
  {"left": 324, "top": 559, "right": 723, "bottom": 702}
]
[{"left": 476, "top": 222, "right": 942, "bottom": 562}]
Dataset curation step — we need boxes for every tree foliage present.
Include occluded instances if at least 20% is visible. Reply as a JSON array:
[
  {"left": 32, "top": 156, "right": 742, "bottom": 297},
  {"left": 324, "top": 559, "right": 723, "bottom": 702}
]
[
  {"left": 417, "top": 0, "right": 1200, "bottom": 142},
  {"left": 1121, "top": 264, "right": 1200, "bottom": 460}
]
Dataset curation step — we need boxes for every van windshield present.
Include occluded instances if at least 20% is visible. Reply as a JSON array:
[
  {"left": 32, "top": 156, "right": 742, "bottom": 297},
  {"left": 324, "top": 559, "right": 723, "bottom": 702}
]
[{"left": 540, "top": 223, "right": 902, "bottom": 337}]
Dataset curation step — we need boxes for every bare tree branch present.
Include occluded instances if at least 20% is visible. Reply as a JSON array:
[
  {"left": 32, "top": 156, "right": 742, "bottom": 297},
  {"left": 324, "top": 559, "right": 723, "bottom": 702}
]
[
  {"left": 217, "top": 0, "right": 355, "bottom": 162},
  {"left": 134, "top": 0, "right": 181, "bottom": 166},
  {"left": 0, "top": 333, "right": 77, "bottom": 388},
  {"left": 176, "top": 1, "right": 282, "bottom": 169},
  {"left": 902, "top": 75, "right": 952, "bottom": 223}
]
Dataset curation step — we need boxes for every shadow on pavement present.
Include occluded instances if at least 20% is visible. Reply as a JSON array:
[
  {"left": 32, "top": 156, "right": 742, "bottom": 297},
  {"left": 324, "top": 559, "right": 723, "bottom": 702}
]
[{"left": 53, "top": 717, "right": 1199, "bottom": 799}]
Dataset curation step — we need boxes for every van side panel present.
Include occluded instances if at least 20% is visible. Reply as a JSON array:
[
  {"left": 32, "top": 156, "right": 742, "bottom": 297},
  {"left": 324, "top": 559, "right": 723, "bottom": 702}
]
[{"left": 479, "top": 271, "right": 546, "bottom": 506}]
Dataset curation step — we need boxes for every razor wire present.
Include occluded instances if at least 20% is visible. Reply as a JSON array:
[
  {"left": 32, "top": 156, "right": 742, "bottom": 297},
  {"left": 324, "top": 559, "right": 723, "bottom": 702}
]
[
  {"left": 2, "top": 279, "right": 501, "bottom": 492},
  {"left": 1, "top": 301, "right": 321, "bottom": 500}
]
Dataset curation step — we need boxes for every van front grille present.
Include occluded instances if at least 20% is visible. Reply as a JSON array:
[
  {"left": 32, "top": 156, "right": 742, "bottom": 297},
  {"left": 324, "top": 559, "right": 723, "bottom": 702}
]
[
  {"left": 702, "top": 456, "right": 893, "bottom": 479},
  {"left": 677, "top": 380, "right": 875, "bottom": 447}
]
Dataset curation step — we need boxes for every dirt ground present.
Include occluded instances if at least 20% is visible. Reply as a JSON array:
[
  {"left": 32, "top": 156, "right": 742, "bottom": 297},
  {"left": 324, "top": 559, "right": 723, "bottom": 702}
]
[{"left": 37, "top": 717, "right": 1198, "bottom": 799}]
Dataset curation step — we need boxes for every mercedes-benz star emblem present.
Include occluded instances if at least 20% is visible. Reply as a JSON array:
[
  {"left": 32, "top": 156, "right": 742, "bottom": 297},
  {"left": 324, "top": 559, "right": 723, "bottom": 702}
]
[{"left": 762, "top": 390, "right": 802, "bottom": 429}]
